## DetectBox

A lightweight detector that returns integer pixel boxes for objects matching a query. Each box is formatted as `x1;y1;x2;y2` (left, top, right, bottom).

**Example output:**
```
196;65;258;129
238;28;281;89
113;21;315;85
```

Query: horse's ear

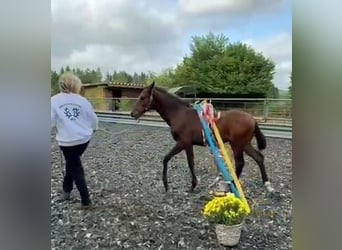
147;81;155;93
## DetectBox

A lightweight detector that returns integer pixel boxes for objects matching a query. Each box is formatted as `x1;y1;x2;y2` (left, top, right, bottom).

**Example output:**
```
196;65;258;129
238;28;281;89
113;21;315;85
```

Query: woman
51;72;98;209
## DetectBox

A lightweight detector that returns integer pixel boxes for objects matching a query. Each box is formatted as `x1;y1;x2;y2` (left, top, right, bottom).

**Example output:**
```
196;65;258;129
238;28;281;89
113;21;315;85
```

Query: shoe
56;191;71;201
80;201;92;210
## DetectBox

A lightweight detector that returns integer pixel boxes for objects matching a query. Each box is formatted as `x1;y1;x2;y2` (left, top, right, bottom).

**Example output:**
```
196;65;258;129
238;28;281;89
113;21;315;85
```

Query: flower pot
215;223;243;246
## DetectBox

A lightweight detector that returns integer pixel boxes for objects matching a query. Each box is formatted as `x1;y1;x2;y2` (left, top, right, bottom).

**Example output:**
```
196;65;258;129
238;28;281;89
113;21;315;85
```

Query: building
168;85;197;98
81;82;145;111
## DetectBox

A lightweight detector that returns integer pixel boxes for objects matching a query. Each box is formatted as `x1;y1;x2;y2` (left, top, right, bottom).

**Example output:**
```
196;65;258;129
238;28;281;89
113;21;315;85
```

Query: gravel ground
51;122;292;250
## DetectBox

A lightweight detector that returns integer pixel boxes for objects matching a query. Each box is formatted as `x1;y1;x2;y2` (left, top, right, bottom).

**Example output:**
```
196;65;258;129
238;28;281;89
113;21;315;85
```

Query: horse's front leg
162;142;184;192
185;145;197;192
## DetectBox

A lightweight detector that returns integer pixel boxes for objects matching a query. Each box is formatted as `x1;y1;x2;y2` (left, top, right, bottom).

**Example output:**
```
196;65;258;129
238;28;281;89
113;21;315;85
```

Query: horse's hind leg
230;145;245;191
163;142;184;192
231;146;245;178
244;143;274;192
185;145;197;192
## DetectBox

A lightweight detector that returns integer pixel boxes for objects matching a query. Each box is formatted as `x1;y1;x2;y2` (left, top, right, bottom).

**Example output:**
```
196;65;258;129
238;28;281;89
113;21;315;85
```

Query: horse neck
152;89;185;125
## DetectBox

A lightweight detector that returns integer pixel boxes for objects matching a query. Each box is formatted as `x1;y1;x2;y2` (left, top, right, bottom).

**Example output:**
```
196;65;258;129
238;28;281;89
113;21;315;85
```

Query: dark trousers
59;141;90;205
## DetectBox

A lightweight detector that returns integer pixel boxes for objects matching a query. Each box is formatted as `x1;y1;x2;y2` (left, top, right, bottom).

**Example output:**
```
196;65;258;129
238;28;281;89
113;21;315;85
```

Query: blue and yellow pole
193;103;239;198
194;100;250;214
211;123;251;214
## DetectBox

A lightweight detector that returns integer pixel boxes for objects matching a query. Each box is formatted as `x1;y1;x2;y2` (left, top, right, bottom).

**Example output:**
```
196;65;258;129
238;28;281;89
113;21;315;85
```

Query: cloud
244;33;292;90
52;0;182;59
178;0;284;16
51;0;186;75
53;43;184;75
51;0;291;89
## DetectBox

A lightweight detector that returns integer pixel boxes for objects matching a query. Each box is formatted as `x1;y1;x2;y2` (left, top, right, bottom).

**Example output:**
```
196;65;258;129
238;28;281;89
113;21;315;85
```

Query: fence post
263;99;269;122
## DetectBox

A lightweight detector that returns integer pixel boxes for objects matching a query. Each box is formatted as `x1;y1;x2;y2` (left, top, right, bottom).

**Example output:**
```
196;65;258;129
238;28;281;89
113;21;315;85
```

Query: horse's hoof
264;181;275;193
192;179;198;190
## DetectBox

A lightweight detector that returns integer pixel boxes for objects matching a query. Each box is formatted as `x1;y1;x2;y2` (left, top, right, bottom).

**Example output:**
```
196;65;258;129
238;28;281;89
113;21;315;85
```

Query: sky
51;0;292;90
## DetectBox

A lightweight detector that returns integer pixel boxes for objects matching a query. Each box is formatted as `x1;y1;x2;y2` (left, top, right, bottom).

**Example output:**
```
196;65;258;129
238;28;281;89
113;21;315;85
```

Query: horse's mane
154;86;191;107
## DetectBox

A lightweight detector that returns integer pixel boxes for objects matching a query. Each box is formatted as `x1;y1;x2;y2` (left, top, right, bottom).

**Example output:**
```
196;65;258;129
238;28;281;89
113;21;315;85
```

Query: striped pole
211;123;251;214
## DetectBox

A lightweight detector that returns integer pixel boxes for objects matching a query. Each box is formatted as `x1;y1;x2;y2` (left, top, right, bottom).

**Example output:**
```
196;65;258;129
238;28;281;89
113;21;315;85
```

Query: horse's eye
140;96;145;100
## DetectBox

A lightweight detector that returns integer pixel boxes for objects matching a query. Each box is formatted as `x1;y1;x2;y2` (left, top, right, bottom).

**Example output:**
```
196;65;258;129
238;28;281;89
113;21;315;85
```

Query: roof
168;85;196;95
82;82;146;89
82;83;107;88
108;81;146;88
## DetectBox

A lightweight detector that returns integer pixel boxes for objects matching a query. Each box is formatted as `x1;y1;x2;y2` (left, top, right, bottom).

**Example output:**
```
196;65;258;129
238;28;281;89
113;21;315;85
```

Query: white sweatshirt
51;92;98;146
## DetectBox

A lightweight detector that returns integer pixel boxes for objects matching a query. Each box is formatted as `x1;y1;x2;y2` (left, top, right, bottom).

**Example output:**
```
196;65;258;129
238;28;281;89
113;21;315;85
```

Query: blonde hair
58;72;82;94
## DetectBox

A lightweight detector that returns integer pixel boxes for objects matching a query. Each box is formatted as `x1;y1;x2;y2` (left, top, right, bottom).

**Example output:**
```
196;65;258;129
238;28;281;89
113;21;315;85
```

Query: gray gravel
51;122;292;250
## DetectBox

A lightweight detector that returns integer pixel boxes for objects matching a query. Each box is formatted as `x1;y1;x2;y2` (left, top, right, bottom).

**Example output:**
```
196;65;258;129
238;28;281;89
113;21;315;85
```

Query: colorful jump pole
211;123;250;214
193;101;250;214
193;103;239;198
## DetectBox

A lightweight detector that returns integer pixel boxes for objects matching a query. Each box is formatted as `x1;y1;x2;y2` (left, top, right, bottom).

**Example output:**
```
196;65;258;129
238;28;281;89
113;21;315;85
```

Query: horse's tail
254;122;266;150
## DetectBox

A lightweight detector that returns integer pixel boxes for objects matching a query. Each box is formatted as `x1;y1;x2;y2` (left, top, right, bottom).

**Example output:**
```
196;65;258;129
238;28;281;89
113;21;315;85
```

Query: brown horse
130;82;274;193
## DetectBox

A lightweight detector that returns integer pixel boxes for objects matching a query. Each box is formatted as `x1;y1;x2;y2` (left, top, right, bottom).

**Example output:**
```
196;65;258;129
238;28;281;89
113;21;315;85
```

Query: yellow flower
203;194;249;225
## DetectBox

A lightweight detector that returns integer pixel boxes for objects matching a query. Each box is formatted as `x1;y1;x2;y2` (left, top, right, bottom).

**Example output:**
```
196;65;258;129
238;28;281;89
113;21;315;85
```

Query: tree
173;32;276;97
105;72;112;82
95;67;102;82
174;32;228;91
51;70;60;96
132;72;139;83
153;68;177;88
111;70;133;82
76;67;102;83
140;72;148;84
267;85;279;98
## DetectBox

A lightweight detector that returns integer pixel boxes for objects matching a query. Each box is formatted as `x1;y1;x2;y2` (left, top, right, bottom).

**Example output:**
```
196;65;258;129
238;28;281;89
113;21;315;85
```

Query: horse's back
216;109;256;145
221;109;255;122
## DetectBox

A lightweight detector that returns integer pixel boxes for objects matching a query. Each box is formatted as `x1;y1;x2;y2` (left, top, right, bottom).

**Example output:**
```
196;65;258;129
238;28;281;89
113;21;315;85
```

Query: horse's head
130;81;155;119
